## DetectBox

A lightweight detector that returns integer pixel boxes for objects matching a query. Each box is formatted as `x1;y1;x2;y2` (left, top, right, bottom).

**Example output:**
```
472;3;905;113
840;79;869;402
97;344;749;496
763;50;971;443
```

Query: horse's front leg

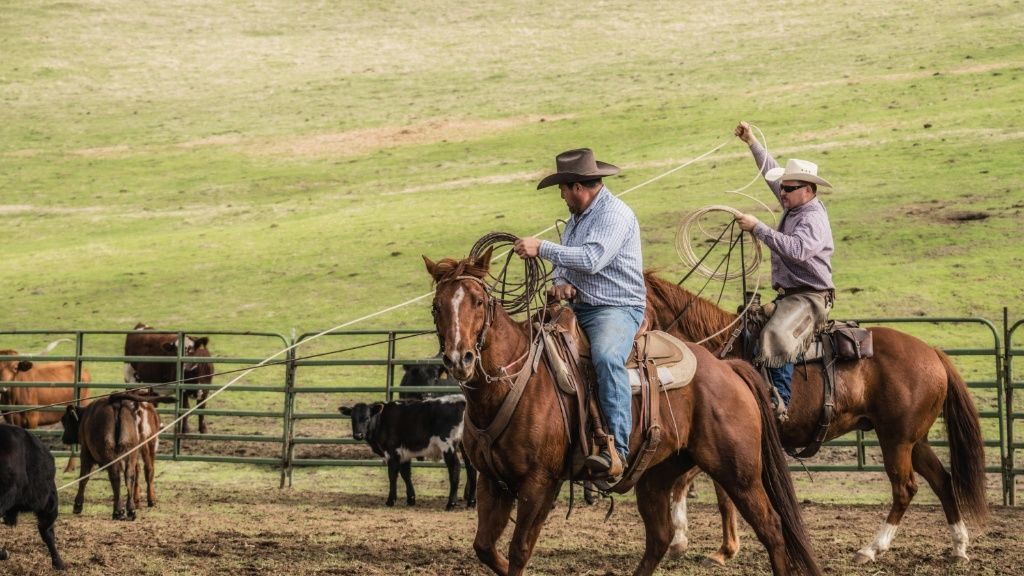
474;476;515;576
507;476;559;576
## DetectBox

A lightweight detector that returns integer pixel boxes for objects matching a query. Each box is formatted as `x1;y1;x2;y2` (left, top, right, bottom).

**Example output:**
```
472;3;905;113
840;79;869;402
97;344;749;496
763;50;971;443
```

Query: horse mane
643;271;738;349
429;257;489;285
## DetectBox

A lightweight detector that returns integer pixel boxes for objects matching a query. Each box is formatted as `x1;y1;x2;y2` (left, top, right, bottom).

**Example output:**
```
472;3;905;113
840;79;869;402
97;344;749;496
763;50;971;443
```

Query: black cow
397;356;449;399
339;395;475;511
0;424;65;569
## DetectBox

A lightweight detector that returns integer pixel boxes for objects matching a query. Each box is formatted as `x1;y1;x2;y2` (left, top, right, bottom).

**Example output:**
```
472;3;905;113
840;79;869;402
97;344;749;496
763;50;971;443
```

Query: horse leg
700;479;742;566
506;477;559;576
911;440;970;561
854;441;917;564
634;459;689;576
711;475;794;576
667;466;700;557
473;477;515;576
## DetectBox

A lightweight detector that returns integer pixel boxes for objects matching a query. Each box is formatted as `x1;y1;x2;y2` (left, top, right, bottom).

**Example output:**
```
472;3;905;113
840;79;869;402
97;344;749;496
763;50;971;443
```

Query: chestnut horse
424;251;821;576
644;272;989;565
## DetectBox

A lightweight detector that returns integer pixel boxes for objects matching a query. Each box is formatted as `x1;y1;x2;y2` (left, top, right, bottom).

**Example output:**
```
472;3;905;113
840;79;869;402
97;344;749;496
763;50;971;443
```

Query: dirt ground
2;472;1023;576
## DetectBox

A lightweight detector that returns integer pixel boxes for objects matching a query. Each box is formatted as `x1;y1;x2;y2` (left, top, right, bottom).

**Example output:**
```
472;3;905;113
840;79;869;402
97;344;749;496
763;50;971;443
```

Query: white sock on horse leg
949;521;970;560
856;523;898;561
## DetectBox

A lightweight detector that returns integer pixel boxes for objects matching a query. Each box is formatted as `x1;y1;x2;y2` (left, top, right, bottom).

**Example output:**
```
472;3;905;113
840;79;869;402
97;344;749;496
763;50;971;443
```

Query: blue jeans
573;303;645;462
767;363;793;407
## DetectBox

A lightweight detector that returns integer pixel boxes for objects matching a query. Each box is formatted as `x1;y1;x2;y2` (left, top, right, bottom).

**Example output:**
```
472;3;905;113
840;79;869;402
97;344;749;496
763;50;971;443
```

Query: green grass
2;0;1023;505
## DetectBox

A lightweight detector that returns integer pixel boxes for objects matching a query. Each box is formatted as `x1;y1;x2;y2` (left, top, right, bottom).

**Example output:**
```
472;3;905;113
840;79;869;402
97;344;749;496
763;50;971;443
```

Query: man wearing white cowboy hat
734;121;835;416
514;148;646;479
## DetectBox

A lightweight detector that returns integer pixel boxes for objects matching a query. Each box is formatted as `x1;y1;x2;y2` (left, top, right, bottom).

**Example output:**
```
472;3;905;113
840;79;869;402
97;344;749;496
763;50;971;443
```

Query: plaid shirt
538;187;646;308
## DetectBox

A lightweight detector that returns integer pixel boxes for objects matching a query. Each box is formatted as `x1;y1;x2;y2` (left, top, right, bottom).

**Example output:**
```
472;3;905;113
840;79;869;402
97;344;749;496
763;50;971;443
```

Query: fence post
1004;308;1015;506
280;340;297;489
386;331;397;402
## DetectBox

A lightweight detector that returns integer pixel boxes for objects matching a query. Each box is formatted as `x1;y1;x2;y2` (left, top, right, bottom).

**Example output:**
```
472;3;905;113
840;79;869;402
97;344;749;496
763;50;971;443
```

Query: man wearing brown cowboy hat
514;148;646;479
734;121;835;417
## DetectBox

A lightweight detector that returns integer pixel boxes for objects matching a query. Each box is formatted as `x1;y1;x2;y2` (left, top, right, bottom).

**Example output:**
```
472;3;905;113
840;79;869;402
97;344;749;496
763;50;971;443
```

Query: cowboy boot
585;436;624;479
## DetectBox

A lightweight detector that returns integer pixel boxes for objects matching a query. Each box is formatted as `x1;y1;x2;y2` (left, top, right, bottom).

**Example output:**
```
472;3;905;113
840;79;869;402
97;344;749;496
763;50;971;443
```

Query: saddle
538;306;696;493
731;294;874;457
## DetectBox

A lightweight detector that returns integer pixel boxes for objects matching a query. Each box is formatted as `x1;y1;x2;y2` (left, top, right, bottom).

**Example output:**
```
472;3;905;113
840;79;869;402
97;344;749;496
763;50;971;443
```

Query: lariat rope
51;139;737;493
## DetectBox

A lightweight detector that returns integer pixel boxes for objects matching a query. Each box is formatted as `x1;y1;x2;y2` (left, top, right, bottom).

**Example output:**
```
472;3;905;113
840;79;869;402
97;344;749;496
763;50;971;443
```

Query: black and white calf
0;424;65;569
397;356;449;399
339;395;476;511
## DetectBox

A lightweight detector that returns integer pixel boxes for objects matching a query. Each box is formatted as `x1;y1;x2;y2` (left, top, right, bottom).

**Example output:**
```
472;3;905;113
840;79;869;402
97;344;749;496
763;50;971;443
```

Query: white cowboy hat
764;158;832;188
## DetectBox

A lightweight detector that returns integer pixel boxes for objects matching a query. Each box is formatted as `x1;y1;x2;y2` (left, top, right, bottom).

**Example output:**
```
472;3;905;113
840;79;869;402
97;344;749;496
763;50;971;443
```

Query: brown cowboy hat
536;148;620;190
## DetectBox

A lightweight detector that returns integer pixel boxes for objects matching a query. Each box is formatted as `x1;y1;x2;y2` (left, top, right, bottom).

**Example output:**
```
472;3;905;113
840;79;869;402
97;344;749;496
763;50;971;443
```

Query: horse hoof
668;541;688;558
951;554;970;564
702;554;727;568
0;549;9;561
853;551;875;565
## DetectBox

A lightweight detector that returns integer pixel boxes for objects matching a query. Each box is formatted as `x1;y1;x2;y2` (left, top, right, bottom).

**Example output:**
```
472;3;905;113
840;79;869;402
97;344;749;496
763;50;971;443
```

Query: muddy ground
2;469;1022;576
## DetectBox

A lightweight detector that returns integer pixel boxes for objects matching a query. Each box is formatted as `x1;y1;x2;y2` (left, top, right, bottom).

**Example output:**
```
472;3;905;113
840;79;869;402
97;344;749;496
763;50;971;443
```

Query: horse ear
423;255;441;281
473;247;493;273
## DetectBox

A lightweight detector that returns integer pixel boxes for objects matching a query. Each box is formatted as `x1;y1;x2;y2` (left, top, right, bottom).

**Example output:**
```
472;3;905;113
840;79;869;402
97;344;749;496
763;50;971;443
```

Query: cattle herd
0;325;464;569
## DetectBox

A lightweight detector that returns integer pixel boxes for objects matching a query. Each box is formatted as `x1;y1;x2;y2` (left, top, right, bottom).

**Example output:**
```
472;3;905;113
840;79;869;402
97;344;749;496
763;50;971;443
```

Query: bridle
432;274;533;386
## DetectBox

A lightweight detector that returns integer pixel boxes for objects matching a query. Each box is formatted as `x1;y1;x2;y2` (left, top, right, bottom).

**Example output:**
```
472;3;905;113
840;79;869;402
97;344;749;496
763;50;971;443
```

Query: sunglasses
780;184;807;194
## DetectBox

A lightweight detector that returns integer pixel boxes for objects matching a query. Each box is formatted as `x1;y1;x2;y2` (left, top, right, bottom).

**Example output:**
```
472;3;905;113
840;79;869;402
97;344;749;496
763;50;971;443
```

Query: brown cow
123;323;214;433
60;392;174;520
0;350;91;428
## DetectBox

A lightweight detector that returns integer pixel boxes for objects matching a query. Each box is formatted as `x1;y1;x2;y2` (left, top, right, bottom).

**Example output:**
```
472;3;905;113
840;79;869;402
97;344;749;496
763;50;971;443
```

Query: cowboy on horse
733;121;835;417
514;148;646;479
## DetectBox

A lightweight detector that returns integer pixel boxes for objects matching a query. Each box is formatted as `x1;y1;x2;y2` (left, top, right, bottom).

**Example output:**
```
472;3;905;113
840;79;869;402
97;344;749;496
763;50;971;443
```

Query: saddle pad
628;331;697;395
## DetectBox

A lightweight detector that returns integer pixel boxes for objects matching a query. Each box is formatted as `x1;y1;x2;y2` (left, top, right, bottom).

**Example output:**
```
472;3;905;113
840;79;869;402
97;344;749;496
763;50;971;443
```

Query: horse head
422;247;494;381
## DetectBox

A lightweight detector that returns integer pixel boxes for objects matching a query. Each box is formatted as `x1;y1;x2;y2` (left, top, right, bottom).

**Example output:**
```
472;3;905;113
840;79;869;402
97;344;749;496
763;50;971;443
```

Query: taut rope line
56;329;432;492
54;140;731;492
1;331;433;420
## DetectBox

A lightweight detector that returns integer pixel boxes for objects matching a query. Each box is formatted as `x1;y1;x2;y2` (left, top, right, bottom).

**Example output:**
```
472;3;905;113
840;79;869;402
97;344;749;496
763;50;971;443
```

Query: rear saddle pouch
826;321;874;361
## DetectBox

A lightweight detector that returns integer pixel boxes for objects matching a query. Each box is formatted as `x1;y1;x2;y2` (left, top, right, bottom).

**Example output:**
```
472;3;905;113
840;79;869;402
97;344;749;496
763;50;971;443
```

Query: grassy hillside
2;0;1021;341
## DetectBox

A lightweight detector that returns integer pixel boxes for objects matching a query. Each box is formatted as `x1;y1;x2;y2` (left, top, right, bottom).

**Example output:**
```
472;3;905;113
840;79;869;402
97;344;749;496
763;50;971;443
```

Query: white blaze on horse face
949;521;969;560
448;286;466;360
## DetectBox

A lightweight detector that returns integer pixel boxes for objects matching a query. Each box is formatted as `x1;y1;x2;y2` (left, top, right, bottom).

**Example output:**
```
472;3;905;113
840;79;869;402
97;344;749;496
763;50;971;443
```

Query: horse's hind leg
698;479;741;566
635;459;688;576
473;477;515;575
714;476;792;576
911;439;970;561
854;440;917;564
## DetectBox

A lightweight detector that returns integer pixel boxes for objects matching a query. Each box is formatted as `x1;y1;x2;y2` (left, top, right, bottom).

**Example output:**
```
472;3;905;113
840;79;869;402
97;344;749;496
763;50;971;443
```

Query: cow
0;350;92;429
60;391;174;520
0;423;65;570
339;395;476;511
123;323;213;433
397;356;449;399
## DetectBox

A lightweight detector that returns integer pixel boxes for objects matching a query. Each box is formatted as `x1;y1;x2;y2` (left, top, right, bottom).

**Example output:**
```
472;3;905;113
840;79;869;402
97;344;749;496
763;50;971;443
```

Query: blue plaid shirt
538;187;646;308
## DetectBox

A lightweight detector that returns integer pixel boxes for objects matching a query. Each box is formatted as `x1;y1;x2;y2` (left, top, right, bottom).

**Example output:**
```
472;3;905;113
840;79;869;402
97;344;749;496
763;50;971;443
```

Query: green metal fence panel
1005;311;1024;506
1;319;1014;504
0;329;290;467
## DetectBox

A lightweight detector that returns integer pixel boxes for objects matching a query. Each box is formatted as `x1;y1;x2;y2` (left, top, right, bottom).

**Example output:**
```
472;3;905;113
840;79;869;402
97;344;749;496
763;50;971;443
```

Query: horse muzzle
442;350;476;381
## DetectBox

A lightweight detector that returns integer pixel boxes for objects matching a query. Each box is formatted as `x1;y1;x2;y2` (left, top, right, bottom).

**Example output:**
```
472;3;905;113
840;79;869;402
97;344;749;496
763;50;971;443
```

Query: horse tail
936;349;990;526
727;359;822;576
